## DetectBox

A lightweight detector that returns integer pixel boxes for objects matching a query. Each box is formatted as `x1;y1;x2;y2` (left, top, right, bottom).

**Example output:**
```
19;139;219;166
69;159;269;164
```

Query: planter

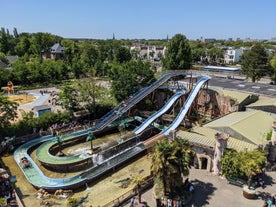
242;186;256;199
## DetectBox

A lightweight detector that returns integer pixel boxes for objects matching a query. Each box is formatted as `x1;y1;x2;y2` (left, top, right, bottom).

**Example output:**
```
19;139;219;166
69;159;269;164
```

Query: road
208;75;276;97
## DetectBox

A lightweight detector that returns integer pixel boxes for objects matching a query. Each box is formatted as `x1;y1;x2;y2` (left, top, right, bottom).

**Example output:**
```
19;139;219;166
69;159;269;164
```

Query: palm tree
131;175;146;204
167;139;193;191
151;139;170;195
56;135;64;156
151;138;193;197
86;131;96;152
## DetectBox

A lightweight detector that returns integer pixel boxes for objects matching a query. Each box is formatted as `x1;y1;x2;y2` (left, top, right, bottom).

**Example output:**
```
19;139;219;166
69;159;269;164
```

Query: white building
224;48;242;64
223;47;251;64
130;45;166;60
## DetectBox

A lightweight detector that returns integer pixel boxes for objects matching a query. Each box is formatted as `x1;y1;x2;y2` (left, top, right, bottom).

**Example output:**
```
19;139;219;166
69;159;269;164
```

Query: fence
103;176;154;207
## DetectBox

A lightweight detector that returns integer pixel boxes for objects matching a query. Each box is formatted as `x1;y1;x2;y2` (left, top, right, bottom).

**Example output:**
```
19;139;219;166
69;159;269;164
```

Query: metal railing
102;176;154;207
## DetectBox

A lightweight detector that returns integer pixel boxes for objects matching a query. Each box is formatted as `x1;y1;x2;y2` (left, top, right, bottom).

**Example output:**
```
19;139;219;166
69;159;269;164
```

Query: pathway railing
102;176;154;207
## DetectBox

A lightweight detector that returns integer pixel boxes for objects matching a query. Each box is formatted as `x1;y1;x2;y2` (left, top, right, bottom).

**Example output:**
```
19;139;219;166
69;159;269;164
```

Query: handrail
134;89;186;134
91;71;191;131
162;75;211;135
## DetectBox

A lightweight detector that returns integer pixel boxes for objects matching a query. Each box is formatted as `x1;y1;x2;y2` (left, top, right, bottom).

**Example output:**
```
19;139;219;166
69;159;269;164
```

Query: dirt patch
8;94;37;105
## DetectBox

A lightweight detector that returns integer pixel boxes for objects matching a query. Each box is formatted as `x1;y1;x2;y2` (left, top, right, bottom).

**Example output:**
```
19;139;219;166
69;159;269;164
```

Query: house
130;44;166;60
223;48;242;64
0;55;18;69
42;43;65;60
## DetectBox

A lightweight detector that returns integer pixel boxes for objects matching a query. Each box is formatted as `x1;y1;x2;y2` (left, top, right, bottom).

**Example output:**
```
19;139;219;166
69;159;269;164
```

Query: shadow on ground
256;173;276;201
190;179;217;207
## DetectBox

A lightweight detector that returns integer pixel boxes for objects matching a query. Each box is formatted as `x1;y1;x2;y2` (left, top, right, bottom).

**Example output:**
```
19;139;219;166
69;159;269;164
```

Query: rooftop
204;110;275;145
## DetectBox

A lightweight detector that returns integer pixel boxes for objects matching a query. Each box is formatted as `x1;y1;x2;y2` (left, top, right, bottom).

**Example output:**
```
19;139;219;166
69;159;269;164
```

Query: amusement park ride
13;72;211;191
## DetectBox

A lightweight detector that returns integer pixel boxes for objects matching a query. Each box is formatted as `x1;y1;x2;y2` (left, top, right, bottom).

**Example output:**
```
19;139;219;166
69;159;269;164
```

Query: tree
221;149;266;189
86;131;96;152
56;135;64;155
131;176;146;203
241;44;269;82
162;34;192;70
15;35;31;56
269;54;276;84
58;85;80;114
109;60;155;101
0;94;19;129
0;52;8;65
115;46;131;63
151;138;193;196
79;41;99;73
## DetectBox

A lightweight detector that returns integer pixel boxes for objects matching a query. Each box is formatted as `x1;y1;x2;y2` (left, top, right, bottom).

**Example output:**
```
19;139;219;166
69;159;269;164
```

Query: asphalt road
208;76;276;97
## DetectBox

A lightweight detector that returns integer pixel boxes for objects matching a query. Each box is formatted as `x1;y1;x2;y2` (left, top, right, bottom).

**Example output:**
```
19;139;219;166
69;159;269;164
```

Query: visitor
189;184;194;193
167;198;172;207
268;197;273;207
272;194;276;206
130;197;135;207
5;193;11;205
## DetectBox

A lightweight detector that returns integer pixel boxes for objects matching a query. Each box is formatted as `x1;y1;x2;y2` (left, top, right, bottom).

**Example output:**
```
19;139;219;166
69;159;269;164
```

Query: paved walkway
135;168;276;207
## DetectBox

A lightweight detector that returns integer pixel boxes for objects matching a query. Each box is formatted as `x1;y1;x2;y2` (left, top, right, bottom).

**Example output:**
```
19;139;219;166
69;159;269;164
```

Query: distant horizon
1;0;276;40
2;28;275;41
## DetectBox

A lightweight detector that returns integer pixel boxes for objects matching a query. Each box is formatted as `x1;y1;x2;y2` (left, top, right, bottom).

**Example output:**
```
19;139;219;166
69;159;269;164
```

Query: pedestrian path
133;168;276;207
18;93;49;109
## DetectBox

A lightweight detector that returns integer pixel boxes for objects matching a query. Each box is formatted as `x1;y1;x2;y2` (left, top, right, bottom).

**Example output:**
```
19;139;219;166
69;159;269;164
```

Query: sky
1;0;276;40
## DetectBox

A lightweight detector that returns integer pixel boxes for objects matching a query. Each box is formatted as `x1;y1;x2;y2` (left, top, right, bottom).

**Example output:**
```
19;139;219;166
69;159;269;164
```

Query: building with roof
0;55;18;69
223;48;242;64
174;110;275;172
205;110;274;145
130;44;166;60
246;97;276;115
42;43;65;60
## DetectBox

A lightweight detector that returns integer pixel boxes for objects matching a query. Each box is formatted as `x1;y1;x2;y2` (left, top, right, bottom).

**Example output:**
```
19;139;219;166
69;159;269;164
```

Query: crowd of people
0;176;16;206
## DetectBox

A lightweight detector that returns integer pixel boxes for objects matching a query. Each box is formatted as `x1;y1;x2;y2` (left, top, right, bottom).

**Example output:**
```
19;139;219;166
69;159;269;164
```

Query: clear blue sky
1;0;276;40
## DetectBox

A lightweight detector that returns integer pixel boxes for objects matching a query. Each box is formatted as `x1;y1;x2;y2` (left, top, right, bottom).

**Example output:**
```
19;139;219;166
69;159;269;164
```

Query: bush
0;111;72;137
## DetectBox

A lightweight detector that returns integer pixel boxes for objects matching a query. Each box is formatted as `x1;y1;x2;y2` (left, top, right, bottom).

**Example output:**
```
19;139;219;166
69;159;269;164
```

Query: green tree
241;44;269;82
109;60;155;101
58;85;80;114
0;68;11;88
162;34;192;70
15;34;31;56
115;46;131;63
80;41;99;74
26;32;59;56
0;52;8;65
151;138;193;196
221;149;266;188
0;94;19;128
131;176;146;203
269;54;276;84
76;76;102;119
